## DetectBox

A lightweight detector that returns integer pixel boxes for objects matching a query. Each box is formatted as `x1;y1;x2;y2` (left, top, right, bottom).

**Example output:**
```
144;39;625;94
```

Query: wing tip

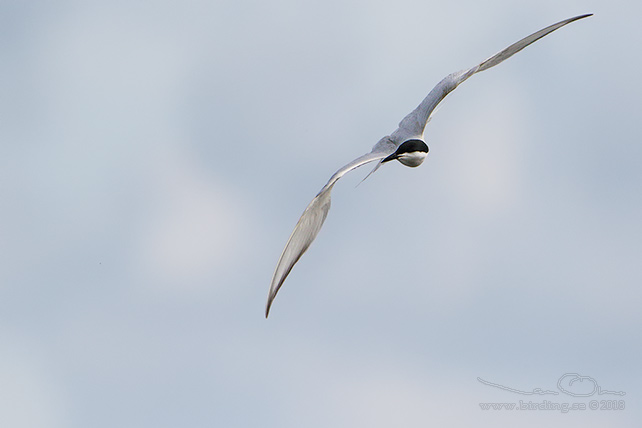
571;13;593;23
265;283;279;318
265;298;273;318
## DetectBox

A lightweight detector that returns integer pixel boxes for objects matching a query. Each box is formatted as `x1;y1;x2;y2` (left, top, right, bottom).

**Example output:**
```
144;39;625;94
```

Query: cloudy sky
1;0;640;427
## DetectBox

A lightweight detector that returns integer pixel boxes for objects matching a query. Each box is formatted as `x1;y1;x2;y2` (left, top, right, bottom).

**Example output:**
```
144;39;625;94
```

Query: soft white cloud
134;146;249;293
0;334;68;428
443;82;528;215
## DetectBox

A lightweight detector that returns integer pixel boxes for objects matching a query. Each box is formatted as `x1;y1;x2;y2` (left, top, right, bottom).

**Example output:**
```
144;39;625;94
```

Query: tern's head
382;139;429;167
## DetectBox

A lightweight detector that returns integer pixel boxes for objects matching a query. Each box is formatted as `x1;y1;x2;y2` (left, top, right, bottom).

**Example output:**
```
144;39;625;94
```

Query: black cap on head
382;139;429;163
397;139;429;155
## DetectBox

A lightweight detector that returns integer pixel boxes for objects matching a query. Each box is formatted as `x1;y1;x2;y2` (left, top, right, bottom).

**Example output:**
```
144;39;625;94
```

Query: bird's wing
391;14;592;142
266;150;389;317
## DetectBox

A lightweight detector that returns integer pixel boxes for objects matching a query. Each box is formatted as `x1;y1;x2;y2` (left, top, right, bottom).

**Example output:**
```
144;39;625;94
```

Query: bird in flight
266;14;592;318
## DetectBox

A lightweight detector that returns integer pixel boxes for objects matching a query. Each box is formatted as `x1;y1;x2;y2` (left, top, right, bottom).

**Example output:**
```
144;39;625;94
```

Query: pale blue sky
1;1;640;427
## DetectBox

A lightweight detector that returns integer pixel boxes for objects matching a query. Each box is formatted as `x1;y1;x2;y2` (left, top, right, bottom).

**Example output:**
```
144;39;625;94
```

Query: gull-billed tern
266;14;592;318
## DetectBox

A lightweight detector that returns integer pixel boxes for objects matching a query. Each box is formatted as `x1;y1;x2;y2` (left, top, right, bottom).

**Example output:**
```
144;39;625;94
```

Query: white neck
397;151;427;167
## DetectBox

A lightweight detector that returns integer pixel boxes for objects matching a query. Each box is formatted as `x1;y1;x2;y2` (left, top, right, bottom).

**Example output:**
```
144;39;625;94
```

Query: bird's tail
356;160;383;187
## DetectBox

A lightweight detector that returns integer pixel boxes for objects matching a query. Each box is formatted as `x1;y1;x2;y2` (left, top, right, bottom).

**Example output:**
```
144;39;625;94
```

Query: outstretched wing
266;150;389;317
391;14;592;142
